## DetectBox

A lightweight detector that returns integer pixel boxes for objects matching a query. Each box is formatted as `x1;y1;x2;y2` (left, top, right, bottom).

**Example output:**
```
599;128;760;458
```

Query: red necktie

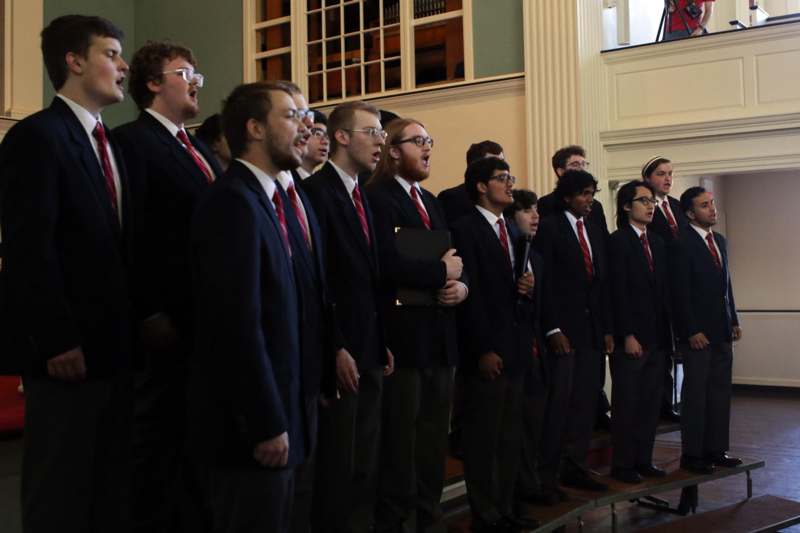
91;122;119;219
177;129;214;184
497;218;511;268
662;200;678;237
272;189;292;257
640;232;654;273
287;183;311;249
410;185;431;230
351;185;371;246
705;232;722;270
576;219;594;280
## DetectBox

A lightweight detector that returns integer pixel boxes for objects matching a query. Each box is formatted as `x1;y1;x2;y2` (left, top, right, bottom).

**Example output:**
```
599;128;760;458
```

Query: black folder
394;227;451;306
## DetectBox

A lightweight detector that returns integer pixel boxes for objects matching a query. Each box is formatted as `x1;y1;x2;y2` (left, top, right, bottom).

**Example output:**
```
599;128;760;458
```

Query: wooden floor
0;387;799;532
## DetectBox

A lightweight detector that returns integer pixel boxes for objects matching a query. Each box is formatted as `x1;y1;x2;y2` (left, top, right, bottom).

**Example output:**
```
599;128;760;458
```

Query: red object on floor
0;376;25;435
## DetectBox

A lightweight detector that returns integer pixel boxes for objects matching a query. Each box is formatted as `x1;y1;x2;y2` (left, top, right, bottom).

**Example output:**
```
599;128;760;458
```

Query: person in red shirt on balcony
665;0;715;41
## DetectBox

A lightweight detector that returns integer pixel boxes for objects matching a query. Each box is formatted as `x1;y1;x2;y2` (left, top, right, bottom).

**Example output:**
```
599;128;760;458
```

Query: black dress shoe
636;464;667;478
560;469;609;491
611;467;643;484
660;408;681;422
680;456;715;475
506;514;541;530
707;453;743;468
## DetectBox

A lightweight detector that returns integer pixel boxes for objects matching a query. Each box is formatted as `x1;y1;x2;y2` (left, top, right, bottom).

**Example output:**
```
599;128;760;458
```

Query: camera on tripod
684;1;702;20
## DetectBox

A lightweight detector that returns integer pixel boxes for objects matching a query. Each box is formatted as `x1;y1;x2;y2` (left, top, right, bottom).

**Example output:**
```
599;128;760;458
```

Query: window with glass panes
246;0;470;104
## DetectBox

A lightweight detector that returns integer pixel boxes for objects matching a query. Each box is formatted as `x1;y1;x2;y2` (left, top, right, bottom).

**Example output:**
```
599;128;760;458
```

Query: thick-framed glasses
345;127;388;140
287;108;315;122
394;136;434;148
162;68;204;87
566;160;590;170
310;127;329;140
491;173;516;185
632;196;656;207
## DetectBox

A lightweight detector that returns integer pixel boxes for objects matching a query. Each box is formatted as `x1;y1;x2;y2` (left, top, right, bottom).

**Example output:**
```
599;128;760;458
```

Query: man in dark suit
273;81;335;533
188;82;308;532
114;40;221;533
453;157;540;532
293;110;328;181
641;156;688;422
301;100;394;533
437;140;504;228
608;181;672;484
0;15;133;533
367;118;467;533
671;186;742;475
537;170;614;495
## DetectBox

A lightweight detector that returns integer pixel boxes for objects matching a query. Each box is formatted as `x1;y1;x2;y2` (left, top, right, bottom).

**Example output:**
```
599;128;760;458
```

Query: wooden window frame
243;0;475;104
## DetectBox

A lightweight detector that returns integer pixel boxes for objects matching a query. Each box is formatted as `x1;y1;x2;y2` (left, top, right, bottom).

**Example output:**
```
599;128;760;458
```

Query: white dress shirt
146;108;215;180
295;166;311;180
475;205;515;269
329;160;360;205
690;223;722;263
394;176;429;217
237;158;277;210
564;210;593;260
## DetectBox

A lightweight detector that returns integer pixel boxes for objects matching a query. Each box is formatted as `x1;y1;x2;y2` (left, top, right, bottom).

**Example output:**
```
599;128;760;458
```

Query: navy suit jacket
453;208;538;377
114;111;222;333
301;162;386;370
670;226;739;344
189;160;304;468
437;183;473;229
366;177;462;369
608;226;671;350
648;195;688;244
538;211;612;352
0;97;133;377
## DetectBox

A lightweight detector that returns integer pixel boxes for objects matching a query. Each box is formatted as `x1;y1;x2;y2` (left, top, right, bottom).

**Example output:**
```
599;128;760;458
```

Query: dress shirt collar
564;209;584;229
630;223;646;238
57;94;102;136
296;166;311;180
475;204;506;228
145;108;183;138
237;158;276;202
690;222;714;241
329;160;359;196
276;170;296;192
656;193;669;203
394;175;423;197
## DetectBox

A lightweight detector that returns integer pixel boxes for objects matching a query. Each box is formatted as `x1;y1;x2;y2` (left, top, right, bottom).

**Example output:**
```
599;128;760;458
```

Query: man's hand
688;332;710;351
140;313;180;352
335;348;359;394
437;280;467;306
441;248;463;280
253;431;289;467
516;271;534;296
478;352;503;381
604;334;615;355
732;326;743;342
691;27;704;37
624;335;643;358
47;346;87;382
547;332;572;355
384;348;395;376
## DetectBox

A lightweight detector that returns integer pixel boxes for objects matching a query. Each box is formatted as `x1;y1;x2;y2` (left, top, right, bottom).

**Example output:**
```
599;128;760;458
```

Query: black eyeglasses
491;173;516;185
393;136;434;148
631;196;656;207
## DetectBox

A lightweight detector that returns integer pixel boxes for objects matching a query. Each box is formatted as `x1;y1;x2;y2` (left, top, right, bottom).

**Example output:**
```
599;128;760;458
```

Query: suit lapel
141;112;209;188
474;210;514;283
557;212;588;279
625;225;654;284
323;163;374;262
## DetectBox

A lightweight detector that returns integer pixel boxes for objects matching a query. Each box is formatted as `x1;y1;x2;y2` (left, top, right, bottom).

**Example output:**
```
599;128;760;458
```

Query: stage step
639;494;800;533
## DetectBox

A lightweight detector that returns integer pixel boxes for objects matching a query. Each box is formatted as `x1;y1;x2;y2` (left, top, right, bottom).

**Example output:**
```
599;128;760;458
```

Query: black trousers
313;366;383;533
205;464;295;533
132;344;207;533
291;395;319;533
609;348;665;469
680;342;733;458
375;365;453;533
22;374;133;533
516;363;547;496
462;373;524;524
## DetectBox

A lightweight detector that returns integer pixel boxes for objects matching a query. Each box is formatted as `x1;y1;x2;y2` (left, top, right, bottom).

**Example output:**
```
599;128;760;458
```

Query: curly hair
128;40;196;110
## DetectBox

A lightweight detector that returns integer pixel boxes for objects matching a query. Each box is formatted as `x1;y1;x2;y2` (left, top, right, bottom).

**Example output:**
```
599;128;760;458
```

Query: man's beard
268;135;302;171
398;155;429;182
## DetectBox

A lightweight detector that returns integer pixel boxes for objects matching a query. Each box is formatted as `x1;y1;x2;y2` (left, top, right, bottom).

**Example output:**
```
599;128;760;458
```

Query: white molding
313;74;524;111
733;377;800;388
3;0;43;118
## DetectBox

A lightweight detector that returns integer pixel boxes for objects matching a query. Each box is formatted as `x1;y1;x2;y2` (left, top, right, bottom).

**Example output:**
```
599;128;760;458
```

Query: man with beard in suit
367;118;467;533
114;40;222;533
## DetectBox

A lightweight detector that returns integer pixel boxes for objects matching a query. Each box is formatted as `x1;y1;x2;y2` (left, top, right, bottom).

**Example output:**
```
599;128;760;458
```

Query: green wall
44;0;243;127
43;0;137;126
134;0;243;125
472;0;524;78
